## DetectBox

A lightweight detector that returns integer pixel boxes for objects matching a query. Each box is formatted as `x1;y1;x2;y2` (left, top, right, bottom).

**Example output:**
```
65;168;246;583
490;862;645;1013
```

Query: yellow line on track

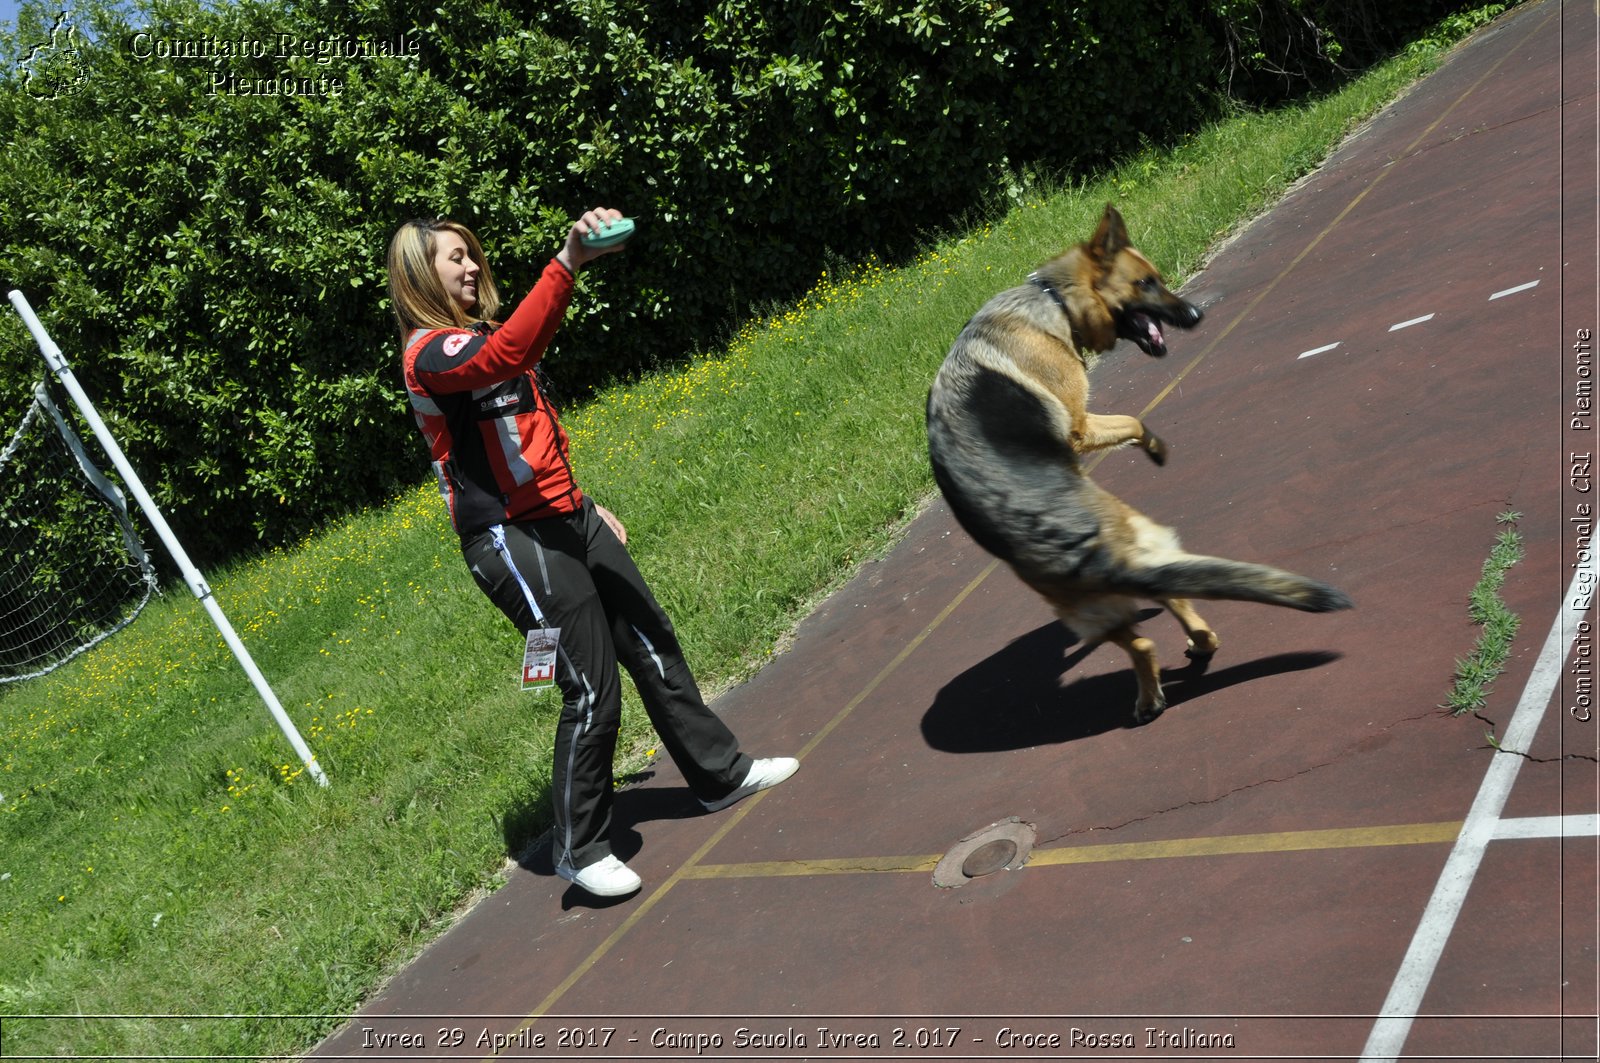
683;822;1465;881
1027;821;1464;867
687;853;944;879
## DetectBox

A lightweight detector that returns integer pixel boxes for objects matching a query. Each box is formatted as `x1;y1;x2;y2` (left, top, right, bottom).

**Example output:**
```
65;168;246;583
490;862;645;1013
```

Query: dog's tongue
1148;319;1165;346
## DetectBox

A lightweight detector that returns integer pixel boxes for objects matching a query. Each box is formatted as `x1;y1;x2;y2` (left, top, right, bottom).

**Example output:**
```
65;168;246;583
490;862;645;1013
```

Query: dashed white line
1489;279;1540;300
1297;342;1341;360
1294;274;1543;361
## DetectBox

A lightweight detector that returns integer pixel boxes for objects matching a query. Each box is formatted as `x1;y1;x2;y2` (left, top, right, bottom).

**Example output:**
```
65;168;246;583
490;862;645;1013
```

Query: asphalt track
313;3;1599;1059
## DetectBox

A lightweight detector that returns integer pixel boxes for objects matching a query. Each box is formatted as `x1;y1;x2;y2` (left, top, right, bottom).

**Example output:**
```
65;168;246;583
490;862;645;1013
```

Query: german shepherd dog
926;205;1351;723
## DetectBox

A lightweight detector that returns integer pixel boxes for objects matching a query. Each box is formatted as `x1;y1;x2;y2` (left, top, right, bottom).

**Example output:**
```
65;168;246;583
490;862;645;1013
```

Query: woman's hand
595;503;627;545
557;207;627;272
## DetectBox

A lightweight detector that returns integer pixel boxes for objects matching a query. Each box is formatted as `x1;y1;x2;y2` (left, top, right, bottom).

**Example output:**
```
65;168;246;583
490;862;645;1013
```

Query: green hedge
0;0;1464;563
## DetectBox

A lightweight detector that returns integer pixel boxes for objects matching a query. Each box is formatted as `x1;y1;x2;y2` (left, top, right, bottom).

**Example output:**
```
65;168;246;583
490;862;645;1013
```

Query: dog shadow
921;619;1341;754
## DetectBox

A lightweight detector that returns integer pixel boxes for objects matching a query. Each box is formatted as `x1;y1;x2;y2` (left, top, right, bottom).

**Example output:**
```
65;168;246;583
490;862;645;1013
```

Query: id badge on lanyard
521;628;560;692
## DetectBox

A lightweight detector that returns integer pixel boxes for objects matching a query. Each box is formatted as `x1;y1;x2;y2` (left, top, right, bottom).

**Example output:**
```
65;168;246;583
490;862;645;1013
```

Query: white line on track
1389;313;1436;332
1360;566;1594;1062
1493;814;1600;840
1489;279;1540;300
1298;341;1341;360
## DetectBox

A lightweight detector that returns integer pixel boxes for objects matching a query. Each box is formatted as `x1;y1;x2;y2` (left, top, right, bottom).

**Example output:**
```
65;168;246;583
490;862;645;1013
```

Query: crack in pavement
1471;710;1600;764
1039;708;1455;847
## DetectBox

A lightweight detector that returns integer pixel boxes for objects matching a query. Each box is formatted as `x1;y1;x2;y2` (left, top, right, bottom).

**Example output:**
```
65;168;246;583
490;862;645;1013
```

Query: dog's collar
1028;272;1072;317
1029;271;1092;355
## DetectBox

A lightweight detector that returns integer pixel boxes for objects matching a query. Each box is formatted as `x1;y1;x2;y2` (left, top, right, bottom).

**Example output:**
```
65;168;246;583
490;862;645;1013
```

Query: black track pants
461;500;750;873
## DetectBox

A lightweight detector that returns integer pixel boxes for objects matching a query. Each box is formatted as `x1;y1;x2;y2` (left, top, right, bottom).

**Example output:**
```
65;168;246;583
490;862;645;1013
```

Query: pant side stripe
631;625;668;681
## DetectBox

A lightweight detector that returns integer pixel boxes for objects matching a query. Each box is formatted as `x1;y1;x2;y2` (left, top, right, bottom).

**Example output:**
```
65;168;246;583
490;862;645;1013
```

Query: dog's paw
1132;695;1168;725
1142;431;1168;466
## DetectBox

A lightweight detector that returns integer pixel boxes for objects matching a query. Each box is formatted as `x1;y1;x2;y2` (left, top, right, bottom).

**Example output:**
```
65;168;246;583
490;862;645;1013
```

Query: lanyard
488;524;549;627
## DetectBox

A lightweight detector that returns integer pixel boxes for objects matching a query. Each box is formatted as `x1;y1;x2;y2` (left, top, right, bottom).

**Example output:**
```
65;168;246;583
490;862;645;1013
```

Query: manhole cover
961;839;1019;878
932;818;1035;888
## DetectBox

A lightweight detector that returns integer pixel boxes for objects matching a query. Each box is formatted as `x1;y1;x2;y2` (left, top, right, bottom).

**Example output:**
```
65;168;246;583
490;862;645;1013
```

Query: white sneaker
701;757;799;812
556;854;641;897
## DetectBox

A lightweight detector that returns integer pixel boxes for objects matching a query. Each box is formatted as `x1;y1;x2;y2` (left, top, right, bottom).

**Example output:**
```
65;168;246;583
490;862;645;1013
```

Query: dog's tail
1113;555;1353;612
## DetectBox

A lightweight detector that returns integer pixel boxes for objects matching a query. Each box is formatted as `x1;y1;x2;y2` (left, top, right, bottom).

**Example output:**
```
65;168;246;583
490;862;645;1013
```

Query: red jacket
403;257;582;535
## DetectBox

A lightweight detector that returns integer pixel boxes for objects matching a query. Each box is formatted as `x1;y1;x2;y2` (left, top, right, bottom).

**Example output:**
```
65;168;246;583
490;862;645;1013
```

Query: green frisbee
581;217;634;249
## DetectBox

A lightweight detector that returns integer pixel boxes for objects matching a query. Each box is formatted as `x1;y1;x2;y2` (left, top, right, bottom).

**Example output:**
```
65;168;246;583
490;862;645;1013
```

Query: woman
387;210;797;898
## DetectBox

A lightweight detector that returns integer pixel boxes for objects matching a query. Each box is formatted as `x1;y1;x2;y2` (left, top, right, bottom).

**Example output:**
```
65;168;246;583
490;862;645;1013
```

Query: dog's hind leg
1072;413;1167;465
1106;625;1166;723
1162;598;1220;662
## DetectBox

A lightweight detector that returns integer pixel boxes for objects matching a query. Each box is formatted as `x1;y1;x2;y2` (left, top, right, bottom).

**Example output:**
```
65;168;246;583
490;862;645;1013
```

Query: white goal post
7;289;328;788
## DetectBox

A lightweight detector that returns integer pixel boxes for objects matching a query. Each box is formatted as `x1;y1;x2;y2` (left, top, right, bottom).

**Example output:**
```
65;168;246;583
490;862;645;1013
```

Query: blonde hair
386;218;502;338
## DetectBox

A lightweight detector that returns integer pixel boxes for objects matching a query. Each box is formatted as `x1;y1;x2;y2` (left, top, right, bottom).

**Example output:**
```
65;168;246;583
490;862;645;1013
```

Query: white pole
7;289;329;787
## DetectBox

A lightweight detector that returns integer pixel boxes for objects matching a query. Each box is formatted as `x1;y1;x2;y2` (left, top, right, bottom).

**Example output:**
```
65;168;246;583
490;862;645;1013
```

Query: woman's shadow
921;616;1341;753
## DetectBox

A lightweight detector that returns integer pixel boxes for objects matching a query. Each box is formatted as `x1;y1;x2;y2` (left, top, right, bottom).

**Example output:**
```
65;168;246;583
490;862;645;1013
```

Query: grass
1444;510;1526;718
0;17;1501;1060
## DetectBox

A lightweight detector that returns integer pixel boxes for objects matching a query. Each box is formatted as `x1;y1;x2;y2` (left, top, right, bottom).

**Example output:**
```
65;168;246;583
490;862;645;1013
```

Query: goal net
0;381;159;683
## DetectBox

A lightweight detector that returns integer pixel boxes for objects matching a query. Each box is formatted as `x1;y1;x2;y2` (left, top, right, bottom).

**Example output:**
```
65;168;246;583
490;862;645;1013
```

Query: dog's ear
1088;204;1130;263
